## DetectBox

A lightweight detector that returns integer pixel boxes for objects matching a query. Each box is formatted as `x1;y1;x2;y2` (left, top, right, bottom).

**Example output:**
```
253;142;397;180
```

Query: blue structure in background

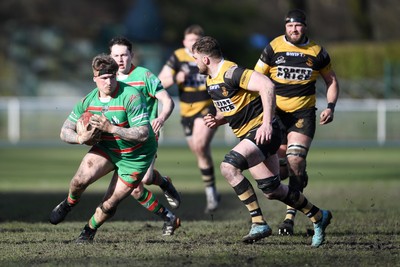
249;33;269;49
123;0;163;42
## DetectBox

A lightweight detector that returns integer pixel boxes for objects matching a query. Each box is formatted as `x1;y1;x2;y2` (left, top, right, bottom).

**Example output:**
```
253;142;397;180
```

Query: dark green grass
0;145;399;266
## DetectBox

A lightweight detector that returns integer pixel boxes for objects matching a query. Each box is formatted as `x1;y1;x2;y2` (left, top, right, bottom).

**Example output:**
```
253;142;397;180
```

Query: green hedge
326;41;400;79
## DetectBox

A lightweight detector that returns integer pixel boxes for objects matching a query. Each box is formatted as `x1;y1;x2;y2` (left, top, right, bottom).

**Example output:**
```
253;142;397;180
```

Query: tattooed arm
111;125;149;143
60;119;100;145
90;114;149;143
60;119;81;144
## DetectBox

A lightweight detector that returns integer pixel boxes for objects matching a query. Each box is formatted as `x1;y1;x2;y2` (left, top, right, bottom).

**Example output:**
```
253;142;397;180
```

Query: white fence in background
0;97;399;146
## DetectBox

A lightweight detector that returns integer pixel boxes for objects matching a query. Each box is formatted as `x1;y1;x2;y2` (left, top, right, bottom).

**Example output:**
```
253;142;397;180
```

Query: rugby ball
76;111;94;134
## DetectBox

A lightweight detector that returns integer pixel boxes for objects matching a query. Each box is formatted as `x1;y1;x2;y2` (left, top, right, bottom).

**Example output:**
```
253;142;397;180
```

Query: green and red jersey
68;81;157;160
117;65;164;122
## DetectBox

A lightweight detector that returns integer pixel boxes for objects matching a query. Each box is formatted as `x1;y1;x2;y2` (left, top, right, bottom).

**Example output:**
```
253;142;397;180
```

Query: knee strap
223;150;249;171
256;175;281;194
286;144;308;159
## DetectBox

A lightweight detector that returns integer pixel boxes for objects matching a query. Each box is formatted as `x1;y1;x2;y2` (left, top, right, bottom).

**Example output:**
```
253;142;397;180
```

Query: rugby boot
311;210;332;247
278;219;294;236
162;214;181;236
204;186;220;213
76;224;97;244
242;223;272;244
49;199;71;225
161;176;181;209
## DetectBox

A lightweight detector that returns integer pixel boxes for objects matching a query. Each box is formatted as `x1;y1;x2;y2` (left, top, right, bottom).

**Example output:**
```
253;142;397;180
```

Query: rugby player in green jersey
193;36;332;247
49;54;180;242
108;36;181;211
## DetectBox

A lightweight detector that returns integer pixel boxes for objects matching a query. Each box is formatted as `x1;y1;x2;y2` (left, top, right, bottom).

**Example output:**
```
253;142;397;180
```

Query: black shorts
275;107;316;145
240;119;282;158
181;104;216;137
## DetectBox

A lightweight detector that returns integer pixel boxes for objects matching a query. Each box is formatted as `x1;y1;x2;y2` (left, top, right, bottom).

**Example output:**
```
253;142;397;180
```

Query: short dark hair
92;53;119;76
192;36;223;59
108;36;133;53
285;9;307;26
184;24;204;37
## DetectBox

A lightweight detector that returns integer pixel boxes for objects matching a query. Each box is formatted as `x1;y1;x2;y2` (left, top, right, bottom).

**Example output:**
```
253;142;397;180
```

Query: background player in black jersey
193;36;332;247
158;25;220;213
254;9;339;236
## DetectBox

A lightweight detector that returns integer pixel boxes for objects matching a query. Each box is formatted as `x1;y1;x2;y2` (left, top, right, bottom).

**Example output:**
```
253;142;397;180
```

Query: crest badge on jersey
221;86;228;97
102;106;109;114
306;58;314;67
295;118;304;129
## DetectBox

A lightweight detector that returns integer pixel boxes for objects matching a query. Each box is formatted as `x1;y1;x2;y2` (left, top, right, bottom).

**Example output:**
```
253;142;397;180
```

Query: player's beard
197;64;208;75
285;32;306;45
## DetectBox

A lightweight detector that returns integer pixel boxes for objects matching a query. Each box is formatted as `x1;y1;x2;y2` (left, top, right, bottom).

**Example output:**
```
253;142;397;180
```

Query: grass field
0;145;399;266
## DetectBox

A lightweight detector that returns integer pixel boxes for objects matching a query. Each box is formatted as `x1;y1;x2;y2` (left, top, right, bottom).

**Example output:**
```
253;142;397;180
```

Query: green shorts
90;141;157;188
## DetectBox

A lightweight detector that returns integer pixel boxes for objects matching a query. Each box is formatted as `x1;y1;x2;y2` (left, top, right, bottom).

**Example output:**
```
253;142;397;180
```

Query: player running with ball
49;54;180;242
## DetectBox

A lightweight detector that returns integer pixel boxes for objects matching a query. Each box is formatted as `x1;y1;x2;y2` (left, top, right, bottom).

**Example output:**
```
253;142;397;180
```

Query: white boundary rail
0;97;399;146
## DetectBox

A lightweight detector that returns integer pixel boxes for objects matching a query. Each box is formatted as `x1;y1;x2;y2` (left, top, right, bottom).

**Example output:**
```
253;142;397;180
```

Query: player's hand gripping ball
76;111;102;145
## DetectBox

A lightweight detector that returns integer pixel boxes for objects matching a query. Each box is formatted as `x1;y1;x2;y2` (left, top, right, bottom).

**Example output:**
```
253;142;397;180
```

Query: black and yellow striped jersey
166;48;213;117
254;35;332;113
206;60;264;138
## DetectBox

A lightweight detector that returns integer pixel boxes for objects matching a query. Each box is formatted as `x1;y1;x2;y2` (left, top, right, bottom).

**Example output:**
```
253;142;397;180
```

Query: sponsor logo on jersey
130;113;149;123
185;73;206;87
275;56;286;65
277;66;312;81
111;115;120;125
131;103;146;113
209;84;220;90
213;99;235;112
286;52;305;57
